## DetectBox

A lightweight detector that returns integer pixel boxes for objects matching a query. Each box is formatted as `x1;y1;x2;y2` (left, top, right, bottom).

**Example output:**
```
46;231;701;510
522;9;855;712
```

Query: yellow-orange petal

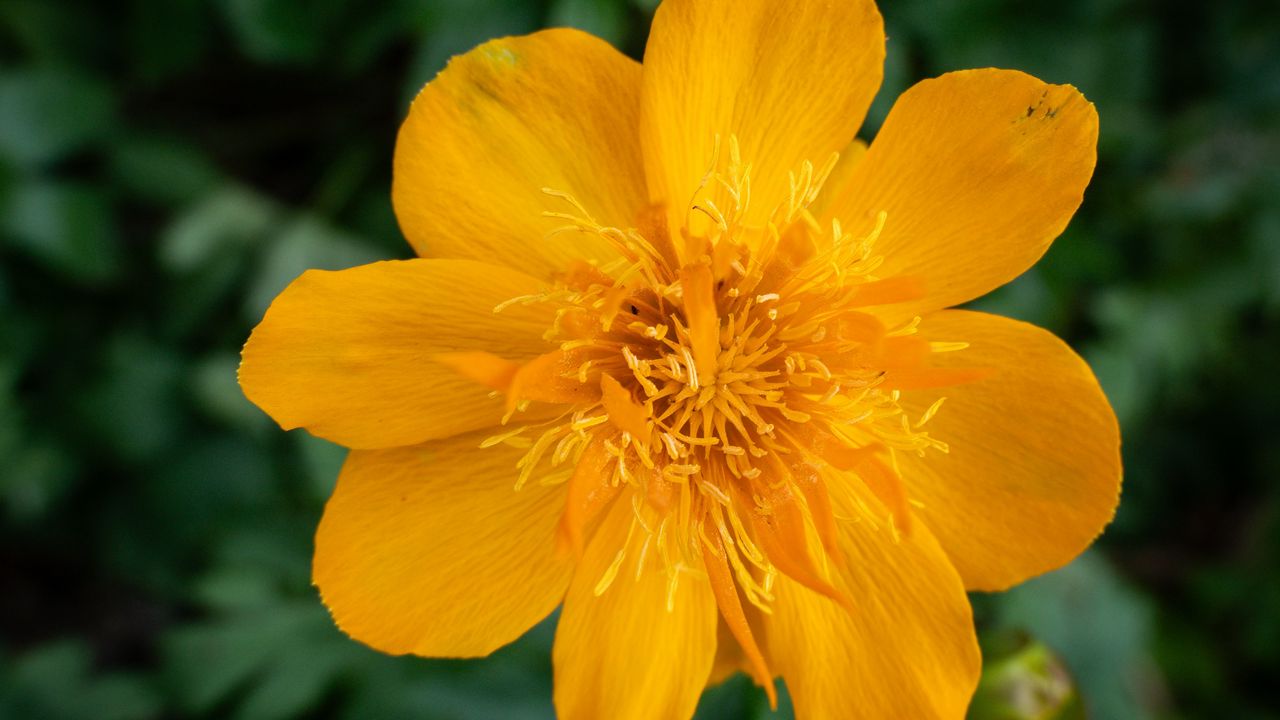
702;533;776;708
810;138;868;218
707;618;749;687
744;476;852;614
679;262;720;381
848;447;914;536
505;348;601;413
553;499;717;720
766;482;980;718
849;276;927;307
393;29;646;277
640;0;884;233
823;69;1099;315
880;366;996;391
897;309;1122;591
434;351;520;391
239;259;556;449
787;460;842;564
557;437;622;557
600;373;651;442
312;430;573;657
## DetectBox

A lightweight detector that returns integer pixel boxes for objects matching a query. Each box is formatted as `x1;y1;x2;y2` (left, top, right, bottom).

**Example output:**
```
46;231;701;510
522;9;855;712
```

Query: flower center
448;137;984;623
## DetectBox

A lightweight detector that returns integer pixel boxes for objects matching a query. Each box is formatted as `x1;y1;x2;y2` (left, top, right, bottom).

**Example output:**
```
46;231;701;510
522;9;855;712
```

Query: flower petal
553;498;717;720
824;69;1099;314
313;430;573;657
897;309;1122;591
393;29;647;277
640;0;884;232
767;483;980;718
239;258;555;449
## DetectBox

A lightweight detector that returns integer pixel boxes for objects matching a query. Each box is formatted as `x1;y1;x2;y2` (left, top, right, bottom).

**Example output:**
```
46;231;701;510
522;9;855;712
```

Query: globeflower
239;0;1121;717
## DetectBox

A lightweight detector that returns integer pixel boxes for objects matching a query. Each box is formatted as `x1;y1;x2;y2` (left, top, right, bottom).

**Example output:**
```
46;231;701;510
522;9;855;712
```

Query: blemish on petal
482;45;518;66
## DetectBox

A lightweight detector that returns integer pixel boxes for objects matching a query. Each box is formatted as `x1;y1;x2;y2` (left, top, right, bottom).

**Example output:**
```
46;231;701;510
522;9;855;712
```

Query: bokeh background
1;0;1277;717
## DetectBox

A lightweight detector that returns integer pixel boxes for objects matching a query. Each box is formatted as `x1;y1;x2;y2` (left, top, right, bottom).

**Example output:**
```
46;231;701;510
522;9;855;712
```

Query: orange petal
849;449;913;536
849;276;926;307
783;430;906;538
743;475;852;613
879;335;931;368
561;259;615;291
795;426;865;472
641;0;885;234
600;373;650;442
434;351;520;391
553;500;717;720
599;284;632;332
823;69;1098;316
896;310;1121;591
239;259;555;449
773;219;820;272
557;437;621;557
313;430;572;657
880;366;995;391
394;29;645;276
787;461;843;562
679;262;720;383
835;311;887;348
702;533;777;709
506;348;601;413
708;618;749;687
766;484;980;718
809;138;868;218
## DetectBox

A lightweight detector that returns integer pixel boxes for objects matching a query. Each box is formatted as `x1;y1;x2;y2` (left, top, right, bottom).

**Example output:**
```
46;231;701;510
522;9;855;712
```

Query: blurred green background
1;0;1277;718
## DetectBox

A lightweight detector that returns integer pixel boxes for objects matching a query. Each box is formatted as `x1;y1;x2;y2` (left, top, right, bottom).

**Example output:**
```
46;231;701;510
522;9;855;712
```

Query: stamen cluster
486;137;959;618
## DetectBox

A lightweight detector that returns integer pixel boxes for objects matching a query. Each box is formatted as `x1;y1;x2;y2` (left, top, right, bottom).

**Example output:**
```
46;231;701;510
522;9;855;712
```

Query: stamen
918;397;947;426
594;525;633;596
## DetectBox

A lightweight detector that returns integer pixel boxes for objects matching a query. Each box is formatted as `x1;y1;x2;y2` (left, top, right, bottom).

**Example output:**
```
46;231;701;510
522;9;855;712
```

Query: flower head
239;1;1121;717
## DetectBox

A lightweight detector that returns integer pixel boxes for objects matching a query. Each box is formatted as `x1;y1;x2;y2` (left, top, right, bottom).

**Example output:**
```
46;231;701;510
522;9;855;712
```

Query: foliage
1;0;1277;718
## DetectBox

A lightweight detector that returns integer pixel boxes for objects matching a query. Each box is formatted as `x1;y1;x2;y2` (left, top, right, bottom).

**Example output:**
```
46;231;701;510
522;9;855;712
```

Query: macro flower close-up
237;0;1123;717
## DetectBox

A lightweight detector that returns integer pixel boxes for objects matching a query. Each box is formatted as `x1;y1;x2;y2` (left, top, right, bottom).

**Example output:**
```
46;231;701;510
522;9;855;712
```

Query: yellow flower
239;0;1121;717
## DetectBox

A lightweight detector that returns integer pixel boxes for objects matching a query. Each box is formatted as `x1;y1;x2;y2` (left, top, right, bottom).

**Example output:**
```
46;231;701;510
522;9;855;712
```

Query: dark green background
1;0;1277;718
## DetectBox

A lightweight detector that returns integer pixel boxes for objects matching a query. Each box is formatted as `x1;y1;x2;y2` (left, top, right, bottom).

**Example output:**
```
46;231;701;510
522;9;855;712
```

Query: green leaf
223;0;345;64
163;603;331;714
234;636;353;720
0;180;121;286
1251;206;1280;313
110;134;221;207
0;434;77;523
160;184;278;274
142;435;274;553
79;334;185;464
192;565;286;613
548;0;628;45
2;640;160;720
0;68;116;168
125;0;210;83
207;524;315;593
